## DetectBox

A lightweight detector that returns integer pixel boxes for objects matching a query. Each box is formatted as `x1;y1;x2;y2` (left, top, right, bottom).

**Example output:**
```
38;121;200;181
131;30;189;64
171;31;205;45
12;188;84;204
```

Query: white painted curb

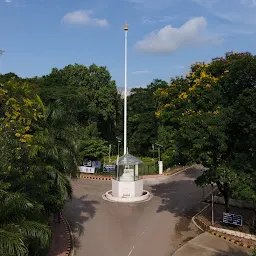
191;204;210;232
165;164;198;178
103;190;152;203
210;226;256;241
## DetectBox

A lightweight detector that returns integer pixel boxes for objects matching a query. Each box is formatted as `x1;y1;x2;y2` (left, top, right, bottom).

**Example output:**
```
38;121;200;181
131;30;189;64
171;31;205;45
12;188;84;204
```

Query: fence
93;163;159;176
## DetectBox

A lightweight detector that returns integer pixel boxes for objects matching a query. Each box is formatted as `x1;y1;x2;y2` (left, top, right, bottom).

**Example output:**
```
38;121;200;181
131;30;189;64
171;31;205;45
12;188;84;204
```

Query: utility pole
211;183;214;225
108;144;112;163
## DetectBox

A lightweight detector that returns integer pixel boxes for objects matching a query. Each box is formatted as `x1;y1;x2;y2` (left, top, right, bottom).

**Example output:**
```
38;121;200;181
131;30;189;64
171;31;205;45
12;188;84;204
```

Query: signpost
79;166;95;174
103;165;116;173
223;212;243;226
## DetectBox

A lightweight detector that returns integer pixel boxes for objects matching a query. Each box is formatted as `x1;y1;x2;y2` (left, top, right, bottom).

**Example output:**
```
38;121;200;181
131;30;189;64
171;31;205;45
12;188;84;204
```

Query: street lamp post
155;143;163;174
155;143;163;161
211;183;214;225
108;144;112;163
116;137;122;157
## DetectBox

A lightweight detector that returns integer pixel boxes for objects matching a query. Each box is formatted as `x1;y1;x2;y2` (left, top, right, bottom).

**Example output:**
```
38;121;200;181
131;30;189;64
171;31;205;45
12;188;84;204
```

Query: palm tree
27;100;79;214
0;186;51;256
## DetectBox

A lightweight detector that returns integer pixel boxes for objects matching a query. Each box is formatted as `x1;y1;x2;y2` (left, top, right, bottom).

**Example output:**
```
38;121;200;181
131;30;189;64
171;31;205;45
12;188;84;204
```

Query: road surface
64;166;251;256
172;232;251;256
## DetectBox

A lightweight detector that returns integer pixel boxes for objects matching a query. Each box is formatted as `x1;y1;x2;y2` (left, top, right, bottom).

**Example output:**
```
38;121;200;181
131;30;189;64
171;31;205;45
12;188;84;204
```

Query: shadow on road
64;194;99;249
150;167;206;239
150;167;203;217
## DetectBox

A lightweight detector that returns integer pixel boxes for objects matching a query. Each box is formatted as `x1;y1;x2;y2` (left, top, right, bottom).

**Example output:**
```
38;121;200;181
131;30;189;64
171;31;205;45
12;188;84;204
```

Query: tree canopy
1;51;256;254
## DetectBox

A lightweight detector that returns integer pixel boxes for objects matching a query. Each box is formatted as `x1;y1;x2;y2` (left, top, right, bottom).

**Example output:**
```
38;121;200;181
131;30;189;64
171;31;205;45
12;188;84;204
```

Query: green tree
37;63;120;142
0;188;51;256
155;52;256;211
127;79;168;156
0;79;78;254
78;123;109;162
0;80;51;255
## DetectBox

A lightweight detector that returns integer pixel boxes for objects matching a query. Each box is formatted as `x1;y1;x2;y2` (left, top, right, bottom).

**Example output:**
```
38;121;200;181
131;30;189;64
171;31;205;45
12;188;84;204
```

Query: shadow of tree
150;167;205;218
64;194;99;249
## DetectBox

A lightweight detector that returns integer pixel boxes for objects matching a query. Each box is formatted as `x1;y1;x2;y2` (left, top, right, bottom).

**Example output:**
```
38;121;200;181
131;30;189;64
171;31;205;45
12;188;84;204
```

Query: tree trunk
216;180;230;213
223;192;229;213
253;208;256;228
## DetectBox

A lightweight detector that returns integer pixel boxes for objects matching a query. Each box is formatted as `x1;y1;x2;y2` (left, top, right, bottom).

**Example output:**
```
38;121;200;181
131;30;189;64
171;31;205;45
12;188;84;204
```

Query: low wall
213;196;255;210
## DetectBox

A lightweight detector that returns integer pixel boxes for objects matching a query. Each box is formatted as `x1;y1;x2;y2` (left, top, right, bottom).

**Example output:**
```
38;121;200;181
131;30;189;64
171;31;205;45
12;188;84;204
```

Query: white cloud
241;0;256;7
132;70;151;75
62;10;109;27
192;0;256;25
4;0;12;3
135;17;220;55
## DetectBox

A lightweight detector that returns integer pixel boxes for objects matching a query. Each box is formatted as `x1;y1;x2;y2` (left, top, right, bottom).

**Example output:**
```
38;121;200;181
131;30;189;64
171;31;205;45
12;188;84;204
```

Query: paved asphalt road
64;167;251;256
172;232;251;256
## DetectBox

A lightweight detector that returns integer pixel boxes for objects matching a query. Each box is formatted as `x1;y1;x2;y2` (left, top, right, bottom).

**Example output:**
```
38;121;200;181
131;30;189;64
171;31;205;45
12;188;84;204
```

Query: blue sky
0;0;256;88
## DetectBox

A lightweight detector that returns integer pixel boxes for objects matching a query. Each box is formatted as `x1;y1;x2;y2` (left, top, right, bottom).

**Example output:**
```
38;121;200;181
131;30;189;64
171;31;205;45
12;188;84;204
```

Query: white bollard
158;161;163;175
135;164;139;177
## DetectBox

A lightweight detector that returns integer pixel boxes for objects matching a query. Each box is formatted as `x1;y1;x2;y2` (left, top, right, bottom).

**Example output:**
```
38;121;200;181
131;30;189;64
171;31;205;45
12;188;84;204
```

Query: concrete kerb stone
79;165;197;181
209;231;255;250
192;204;210;232
80;173;112;181
191;205;255;250
60;213;74;256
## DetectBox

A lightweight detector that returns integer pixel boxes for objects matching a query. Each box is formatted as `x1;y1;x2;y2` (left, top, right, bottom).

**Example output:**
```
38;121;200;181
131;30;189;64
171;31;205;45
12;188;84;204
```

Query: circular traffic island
102;190;152;203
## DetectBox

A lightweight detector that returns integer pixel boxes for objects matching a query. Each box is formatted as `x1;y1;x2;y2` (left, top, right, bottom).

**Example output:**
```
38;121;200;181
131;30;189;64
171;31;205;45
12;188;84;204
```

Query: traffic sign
223;212;242;226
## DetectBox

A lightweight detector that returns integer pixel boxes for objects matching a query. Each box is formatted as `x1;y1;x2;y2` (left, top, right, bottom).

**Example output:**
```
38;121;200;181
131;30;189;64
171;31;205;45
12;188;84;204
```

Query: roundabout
102;189;152;203
65;166;205;256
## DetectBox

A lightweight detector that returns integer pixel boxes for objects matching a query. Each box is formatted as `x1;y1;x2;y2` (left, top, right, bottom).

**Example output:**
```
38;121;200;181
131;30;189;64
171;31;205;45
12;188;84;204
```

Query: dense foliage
155;52;256;212
1;51;256;254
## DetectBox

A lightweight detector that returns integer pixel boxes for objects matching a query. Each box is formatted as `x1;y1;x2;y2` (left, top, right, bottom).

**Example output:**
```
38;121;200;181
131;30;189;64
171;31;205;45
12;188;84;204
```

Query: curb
79;165;196;181
192;204;210;232
60;213;74;256
80;174;112;181
162;168;184;176
163;165;195;177
209;231;255;250
191;207;256;250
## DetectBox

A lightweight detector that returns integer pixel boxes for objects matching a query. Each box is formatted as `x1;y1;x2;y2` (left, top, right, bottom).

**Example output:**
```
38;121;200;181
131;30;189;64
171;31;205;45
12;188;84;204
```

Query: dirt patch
199;204;254;233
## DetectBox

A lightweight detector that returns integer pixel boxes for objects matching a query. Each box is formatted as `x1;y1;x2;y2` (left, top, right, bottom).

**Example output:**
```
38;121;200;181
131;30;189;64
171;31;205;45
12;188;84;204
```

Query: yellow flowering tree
0;80;44;171
0;80;44;142
155;52;256;212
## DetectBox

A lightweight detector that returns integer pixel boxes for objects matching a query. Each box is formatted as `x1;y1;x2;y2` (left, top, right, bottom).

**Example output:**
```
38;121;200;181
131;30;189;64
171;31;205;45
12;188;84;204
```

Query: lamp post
152;144;155;163
211;183;214;225
154;143;163;174
116;137;122;157
123;21;128;155
155;143;163;161
108;144;112;163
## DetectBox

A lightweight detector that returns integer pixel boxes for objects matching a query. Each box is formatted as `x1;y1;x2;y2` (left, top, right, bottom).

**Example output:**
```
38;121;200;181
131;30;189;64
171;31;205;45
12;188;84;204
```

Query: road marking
139;226;148;236
128;246;135;256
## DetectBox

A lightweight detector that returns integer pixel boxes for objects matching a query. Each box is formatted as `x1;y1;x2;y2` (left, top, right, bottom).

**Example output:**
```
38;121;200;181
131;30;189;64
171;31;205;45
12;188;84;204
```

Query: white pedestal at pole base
112;179;143;197
158;161;163;175
102;179;152;203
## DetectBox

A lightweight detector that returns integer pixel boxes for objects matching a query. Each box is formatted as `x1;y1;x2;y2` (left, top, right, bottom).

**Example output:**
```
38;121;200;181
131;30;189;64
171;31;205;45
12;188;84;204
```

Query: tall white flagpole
124;21;128;155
